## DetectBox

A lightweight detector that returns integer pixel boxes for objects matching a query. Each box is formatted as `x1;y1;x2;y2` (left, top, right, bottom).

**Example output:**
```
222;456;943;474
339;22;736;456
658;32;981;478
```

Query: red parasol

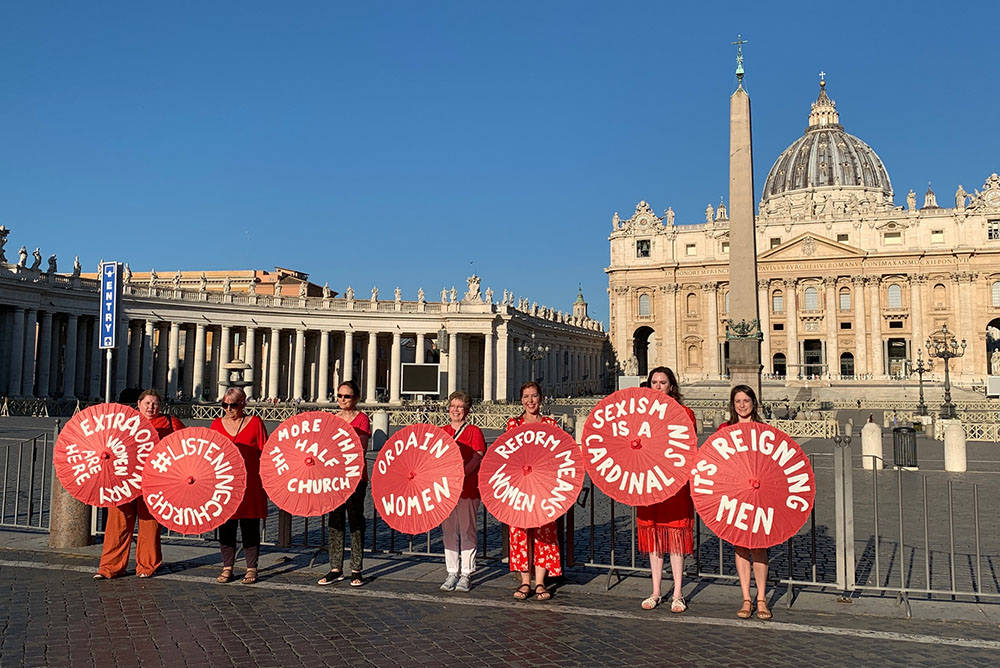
580;387;696;506
260;411;365;517
371;423;465;534
479;422;583;528
141;427;247;534
53;403;159;507
691;422;816;549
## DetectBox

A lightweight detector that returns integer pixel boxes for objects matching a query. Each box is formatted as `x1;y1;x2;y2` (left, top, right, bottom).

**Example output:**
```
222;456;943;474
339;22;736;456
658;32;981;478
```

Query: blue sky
3;2;998;324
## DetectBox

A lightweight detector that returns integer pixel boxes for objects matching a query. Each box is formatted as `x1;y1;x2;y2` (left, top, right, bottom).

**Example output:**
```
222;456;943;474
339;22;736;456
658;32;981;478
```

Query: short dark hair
519;381;543;398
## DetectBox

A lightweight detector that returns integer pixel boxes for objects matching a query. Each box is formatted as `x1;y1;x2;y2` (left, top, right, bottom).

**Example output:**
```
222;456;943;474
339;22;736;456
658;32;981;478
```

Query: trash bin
892;426;917;467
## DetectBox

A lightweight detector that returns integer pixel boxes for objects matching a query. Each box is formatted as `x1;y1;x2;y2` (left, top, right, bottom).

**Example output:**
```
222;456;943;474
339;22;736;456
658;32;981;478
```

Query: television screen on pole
401;363;440;395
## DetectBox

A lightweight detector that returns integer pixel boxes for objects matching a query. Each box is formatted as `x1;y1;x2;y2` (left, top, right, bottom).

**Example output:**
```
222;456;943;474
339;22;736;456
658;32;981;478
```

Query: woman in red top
318;380;371;587
725;384;772;621
439;390;486;593
638;366;696;613
210;387;268;585
94;389;183;579
507;381;560;601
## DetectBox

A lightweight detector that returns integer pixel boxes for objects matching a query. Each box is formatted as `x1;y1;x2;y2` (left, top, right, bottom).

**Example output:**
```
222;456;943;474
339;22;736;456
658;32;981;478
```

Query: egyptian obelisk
726;36;762;399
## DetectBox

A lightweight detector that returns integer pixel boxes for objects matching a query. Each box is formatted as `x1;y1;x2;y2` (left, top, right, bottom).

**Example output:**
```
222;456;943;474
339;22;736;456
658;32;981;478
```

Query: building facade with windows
608;81;1000;383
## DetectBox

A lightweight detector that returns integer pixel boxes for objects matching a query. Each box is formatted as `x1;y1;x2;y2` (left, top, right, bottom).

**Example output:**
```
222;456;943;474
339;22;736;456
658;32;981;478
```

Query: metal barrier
0;432;52;530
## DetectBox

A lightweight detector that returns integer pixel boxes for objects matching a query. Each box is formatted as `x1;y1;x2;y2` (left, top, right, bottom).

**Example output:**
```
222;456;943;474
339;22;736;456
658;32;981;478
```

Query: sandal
756;599;772;620
513;584;532;600
317;570;344;586
534;584;552;601
92;573;107;580
241;568;258;585
670;596;687;613
641;595;662;610
216;567;234;584
137;573;152;579
737;599;753;619
349;572;364;587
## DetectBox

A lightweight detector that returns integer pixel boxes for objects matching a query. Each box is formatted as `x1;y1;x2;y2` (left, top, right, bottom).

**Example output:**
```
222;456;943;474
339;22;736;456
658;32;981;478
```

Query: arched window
687;344;700;366
638;294;651;317
840;352;855;377
933;283;947;308
724;291;730;314
992;281;1000;307
839;287;851;311
686;292;698;316
887;283;902;309
804;286;819;310
772;352;787;377
772;290;784;314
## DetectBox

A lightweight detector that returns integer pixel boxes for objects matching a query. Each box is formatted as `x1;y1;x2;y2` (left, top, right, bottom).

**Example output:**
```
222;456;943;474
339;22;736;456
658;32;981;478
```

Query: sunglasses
337;394;355;400
221;402;243;409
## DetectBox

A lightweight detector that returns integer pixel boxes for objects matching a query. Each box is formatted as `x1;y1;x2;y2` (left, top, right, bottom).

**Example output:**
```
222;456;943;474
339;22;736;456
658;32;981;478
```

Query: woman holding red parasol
506;382;560;601
211;387;269;585
638;367;695;612
724;384;772;620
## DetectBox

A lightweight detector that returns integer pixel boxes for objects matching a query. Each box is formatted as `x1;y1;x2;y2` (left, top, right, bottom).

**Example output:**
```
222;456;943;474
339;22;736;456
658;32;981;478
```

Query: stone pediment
758;233;866;261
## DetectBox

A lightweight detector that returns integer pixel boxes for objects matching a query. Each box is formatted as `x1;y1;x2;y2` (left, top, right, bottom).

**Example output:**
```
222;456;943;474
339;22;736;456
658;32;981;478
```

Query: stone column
703;283;719;379
342;330;354;383
37;311;53;397
141;321;154;390
89;320;102;400
415;333;426;364
824;277;838;378
76;320;89;397
957;272;976;375
447;331;459;394
0;310;10;395
128;321;142;388
291;329;305;401
757;280;771;369
22;308;37;398
483;329;495;402
867;278;883;376
390;331;402;404
8;307;25;398
317;329;330;402
268;328;281;400
192;323;206;400
244;327;256;399
660;285;678;370
217;325;231;399
852;276;867;375
496;324;509;401
365;332;378;403
114;316;129;399
167;322;181;399
910;275;925;357
63;315;79;398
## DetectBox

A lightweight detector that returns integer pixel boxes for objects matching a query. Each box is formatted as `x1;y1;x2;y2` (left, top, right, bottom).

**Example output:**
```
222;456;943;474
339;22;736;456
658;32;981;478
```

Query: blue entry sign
99;262;121;349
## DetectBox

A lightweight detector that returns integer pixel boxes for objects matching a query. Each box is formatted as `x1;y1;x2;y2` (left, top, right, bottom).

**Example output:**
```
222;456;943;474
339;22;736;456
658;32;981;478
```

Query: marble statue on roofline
0;225;8;263
394;286;401;302
123;263;132;284
417;287;425;302
299;280;307;298
31;248;42;270
47;254;57;273
345;285;354;300
17;246;27;267
73;256;82;278
370;286;378;302
322;282;330;299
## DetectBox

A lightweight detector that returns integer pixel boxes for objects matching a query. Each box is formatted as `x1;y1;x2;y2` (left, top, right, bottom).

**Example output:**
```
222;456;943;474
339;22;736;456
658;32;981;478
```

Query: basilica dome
761;81;893;207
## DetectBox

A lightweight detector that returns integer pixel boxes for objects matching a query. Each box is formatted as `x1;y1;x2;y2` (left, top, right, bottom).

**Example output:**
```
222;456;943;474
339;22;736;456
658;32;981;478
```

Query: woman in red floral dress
506;381;561;601
638;366;696;613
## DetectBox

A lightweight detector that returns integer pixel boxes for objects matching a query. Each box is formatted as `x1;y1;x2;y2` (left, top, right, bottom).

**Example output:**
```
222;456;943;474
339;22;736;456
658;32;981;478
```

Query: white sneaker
440;573;459;591
455;575;471;592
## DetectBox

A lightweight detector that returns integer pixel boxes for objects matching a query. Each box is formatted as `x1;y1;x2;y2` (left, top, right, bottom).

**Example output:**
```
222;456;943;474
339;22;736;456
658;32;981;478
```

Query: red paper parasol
53;403;159;507
371;423;465;534
580;387;696;506
260;411;364;517
478;422;583;528
141;427;247;534
691;422;816;549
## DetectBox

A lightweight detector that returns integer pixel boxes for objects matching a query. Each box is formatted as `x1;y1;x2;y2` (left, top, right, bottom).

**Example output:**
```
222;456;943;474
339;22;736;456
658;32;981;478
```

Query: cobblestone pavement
2;553;1000;668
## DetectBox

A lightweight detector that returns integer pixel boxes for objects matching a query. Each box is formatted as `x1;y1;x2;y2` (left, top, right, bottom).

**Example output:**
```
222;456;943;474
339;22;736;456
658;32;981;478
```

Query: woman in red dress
210;387;268;584
638;366;695;612
94;389;183;579
506;382;560;601
724;384;772;620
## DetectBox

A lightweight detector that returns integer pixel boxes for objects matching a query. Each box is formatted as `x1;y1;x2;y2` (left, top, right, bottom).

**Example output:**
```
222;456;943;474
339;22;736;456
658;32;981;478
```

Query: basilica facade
608;81;1000;384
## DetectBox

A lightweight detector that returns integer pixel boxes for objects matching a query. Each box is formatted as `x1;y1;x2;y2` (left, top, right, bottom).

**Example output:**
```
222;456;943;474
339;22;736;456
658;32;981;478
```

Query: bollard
573;414;584;443
48;420;92;548
861;422;882;470
943;421;967;473
372;410;388;451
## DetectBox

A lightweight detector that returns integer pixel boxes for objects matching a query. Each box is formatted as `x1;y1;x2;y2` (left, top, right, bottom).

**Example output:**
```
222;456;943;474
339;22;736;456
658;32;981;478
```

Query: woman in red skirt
638;366;695;612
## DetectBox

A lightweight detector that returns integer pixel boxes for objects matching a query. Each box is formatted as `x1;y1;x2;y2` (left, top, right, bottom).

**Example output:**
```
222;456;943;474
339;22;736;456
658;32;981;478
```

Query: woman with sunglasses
318;380;371;587
210;387;268;584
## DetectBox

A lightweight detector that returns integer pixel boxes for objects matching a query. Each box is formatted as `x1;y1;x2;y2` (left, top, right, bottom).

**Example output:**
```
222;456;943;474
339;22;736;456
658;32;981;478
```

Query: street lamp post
518;332;550;383
925;324;966;420
906;349;933;416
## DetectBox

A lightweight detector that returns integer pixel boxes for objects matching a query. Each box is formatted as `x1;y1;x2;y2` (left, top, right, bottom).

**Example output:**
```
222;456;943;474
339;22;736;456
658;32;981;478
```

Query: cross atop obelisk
726;35;762;399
